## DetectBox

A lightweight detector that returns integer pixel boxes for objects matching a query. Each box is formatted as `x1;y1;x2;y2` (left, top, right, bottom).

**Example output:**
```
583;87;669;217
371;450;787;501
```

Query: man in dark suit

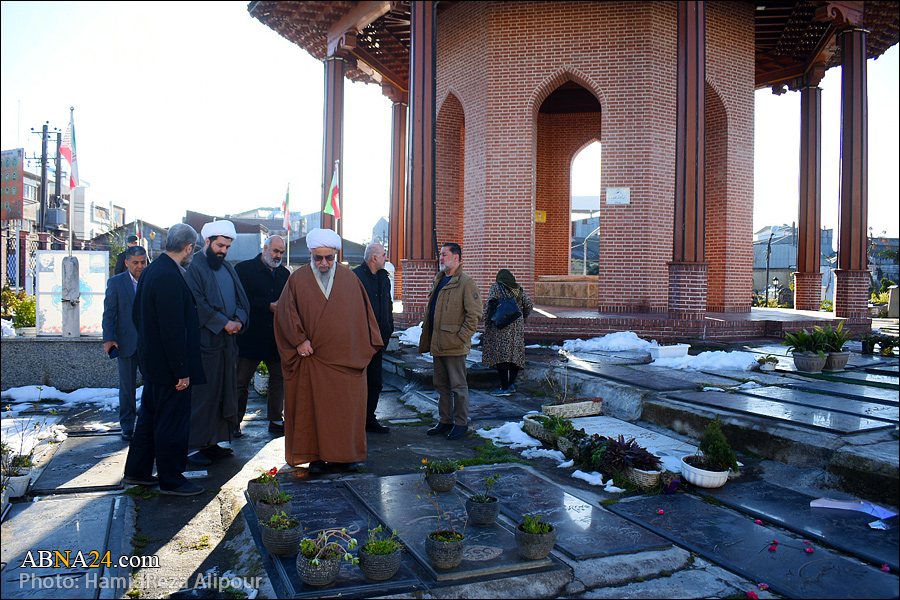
234;235;290;436
353;242;394;433
123;223;206;496
102;245;147;441
114;235;140;275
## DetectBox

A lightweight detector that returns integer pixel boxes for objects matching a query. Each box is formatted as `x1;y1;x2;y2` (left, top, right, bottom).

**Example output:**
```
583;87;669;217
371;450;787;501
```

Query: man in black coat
234;236;290;435
122;223;206;496
353;242;394;433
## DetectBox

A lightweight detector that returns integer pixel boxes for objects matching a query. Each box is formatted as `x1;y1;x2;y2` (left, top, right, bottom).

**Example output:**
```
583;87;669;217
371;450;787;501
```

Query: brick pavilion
248;1;898;341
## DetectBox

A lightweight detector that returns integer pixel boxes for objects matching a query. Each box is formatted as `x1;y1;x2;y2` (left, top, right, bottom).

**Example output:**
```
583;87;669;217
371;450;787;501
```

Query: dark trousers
496;362;520;389
365;351;384;424
235;357;285;422
117;355;141;435
123;382;191;491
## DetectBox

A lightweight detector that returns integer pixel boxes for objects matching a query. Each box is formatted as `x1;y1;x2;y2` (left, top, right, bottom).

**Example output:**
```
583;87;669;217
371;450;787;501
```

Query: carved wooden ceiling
247;1;898;93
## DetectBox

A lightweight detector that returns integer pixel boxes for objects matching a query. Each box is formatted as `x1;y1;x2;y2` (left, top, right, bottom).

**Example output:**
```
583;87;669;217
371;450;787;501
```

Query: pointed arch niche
535;81;602;280
436;92;465;244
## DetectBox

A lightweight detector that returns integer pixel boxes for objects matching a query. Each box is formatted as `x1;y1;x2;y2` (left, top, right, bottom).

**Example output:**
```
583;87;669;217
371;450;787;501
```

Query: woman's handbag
490;296;522;330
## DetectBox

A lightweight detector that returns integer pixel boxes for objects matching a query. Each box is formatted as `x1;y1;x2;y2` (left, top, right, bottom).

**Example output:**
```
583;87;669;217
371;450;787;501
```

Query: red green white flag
282;184;291;231
324;161;340;220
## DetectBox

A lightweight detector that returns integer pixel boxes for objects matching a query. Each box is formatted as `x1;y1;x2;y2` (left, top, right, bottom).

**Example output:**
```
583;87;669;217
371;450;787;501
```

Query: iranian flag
282;184;291;231
324;161;341;219
60;109;79;189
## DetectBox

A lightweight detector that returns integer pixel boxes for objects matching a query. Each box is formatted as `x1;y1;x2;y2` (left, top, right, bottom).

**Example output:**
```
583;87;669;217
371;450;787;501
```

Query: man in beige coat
418;242;483;440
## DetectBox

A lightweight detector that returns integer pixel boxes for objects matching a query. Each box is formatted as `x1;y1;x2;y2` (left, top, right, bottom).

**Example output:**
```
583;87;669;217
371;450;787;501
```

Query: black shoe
121;432;133;442
123;475;158;487
307;460;326;475
268;421;285;433
329;462;358;473
427;422;453;436
232;426;243;438
160;481;204;496
200;444;233;458
366;421;390;434
447;425;468;440
187;452;212;466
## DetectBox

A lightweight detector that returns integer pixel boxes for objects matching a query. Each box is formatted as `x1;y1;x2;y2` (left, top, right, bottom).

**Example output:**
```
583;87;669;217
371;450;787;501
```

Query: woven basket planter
522;415;557;446
465;497;500;526
357;548;402;581
247;479;277;504
296;554;341;586
515;525;556;560
425;532;465;569
626;467;662;490
541;398;603;419
256;499;293;525
261;524;303;556
424;471;458;492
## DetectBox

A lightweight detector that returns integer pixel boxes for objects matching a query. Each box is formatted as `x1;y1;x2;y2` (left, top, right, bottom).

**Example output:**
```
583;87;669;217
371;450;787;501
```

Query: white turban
201;220;237;240
306;228;342;250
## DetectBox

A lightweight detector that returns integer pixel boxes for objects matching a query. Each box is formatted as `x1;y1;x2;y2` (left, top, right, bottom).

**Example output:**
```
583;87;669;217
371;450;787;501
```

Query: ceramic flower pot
261;524;303;556
515;525;556;560
792;351;825;373
425;470;457;492
680;455;729;488
296;554;341;586
823;351;850;372
759;362;776;372
465;497;500;526
357;547;402;581
5;472;31;498
425;531;465;569
256;498;293;524
253;372;269;395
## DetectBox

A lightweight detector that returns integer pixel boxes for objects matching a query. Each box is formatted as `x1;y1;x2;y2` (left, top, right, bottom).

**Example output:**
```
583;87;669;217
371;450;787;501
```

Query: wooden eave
247;1;898;92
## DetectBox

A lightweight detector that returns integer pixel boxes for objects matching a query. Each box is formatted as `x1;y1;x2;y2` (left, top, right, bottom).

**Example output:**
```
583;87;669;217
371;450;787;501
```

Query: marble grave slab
666;391;894;434
698;480;899;571
814;370;899;388
456;464;671;560
30;435;128;494
733;386;898;423
566;361;696;391
58;403;121;435
781;379;899;405
608;494;899;599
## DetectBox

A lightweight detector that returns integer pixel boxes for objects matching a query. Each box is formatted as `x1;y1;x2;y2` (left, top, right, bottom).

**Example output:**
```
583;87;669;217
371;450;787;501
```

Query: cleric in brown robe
274;228;383;474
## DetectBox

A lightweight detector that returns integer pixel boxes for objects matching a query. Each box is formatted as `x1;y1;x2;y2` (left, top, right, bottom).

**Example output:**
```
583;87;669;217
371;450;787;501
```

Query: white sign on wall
606;187;631;205
35;251;107;336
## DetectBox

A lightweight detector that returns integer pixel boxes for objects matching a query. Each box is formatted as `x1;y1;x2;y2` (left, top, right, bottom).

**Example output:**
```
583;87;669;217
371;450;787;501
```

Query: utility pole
39;123;48;231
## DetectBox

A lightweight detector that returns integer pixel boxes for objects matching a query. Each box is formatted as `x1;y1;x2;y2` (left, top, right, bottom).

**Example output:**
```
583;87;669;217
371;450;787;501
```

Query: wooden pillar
668;1;708;319
401;0;438;314
794;84;823;311
834;26;869;319
322;56;344;237
386;86;408;297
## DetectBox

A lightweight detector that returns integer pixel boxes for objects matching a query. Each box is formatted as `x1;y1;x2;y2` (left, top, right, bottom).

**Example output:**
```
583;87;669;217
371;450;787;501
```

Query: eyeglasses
313;254;335;263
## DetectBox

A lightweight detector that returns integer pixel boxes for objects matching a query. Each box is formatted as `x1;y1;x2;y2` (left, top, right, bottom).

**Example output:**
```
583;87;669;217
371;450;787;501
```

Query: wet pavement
1;333;898;599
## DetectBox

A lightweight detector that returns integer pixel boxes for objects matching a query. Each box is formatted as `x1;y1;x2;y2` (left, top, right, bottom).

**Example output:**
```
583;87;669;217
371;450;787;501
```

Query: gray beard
314;262;336;288
180;252;194;268
262;253;282;268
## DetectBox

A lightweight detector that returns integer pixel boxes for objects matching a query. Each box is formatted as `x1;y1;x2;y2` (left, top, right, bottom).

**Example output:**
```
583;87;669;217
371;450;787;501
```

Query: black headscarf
496;269;523;301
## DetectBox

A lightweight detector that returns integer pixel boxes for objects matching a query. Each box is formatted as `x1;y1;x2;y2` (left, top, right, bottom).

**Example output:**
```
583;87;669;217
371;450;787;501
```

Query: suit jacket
114;250;127;275
132;253;206;385
184;252;251;349
102;271;139;358
234;254;290;362
353;263;394;348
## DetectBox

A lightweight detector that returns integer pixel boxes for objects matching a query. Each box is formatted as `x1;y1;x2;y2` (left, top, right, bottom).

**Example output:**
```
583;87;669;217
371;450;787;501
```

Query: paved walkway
1;335;898;599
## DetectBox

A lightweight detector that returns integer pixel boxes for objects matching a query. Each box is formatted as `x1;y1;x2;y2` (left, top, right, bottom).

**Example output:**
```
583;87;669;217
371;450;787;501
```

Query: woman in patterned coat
481;269;533;396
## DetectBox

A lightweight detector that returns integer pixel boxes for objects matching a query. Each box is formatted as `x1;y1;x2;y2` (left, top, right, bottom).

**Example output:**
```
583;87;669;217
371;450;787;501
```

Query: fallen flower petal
657;509;665;515
805;547;814;554
754;519;763;525
747;592;759;599
880;564;890;572
802;540;812;545
768;545;777;552
771;539;779;544
758;583;770;590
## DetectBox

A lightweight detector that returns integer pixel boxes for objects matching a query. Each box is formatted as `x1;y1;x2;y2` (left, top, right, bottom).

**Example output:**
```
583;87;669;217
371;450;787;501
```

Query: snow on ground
1;318;16;337
562;331;656;353
475;422;541;449
398;324;422;346
520;447;565;461
652;350;759;371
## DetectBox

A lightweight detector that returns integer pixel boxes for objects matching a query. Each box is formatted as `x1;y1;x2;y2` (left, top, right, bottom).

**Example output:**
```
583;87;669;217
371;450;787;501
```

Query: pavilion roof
247;1;898;92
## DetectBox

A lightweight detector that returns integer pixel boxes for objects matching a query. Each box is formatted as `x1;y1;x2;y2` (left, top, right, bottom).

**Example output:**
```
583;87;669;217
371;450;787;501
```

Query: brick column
400;258;438;317
668;262;708;320
386;86;408;298
833;269;870;318
669;1;707;319
793;271;823;311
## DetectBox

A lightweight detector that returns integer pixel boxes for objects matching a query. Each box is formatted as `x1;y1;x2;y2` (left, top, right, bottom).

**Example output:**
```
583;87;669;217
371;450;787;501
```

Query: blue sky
2;1;897;243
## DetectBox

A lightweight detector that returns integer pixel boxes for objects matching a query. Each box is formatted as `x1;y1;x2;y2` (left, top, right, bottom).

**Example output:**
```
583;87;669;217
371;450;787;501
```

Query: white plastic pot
649;344;690;360
680;456;728;488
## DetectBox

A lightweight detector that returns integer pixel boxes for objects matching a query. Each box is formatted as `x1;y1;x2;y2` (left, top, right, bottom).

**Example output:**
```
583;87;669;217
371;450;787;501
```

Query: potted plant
680;416;739;489
515;513;556;560
254;362;269;395
859;331;880;355
814;322;852;372
260;511;303;556
256;487;293;524
2;395;55;498
877;335;897;357
418;485;467;569
11;292;36;336
782;328;826;373
465;472;501;526
296;528;358;586
1;443;33;498
660;471;681;494
756;354;779;371
623;439;663;490
248;466;279;504
420;457;462;492
357;525;403;581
